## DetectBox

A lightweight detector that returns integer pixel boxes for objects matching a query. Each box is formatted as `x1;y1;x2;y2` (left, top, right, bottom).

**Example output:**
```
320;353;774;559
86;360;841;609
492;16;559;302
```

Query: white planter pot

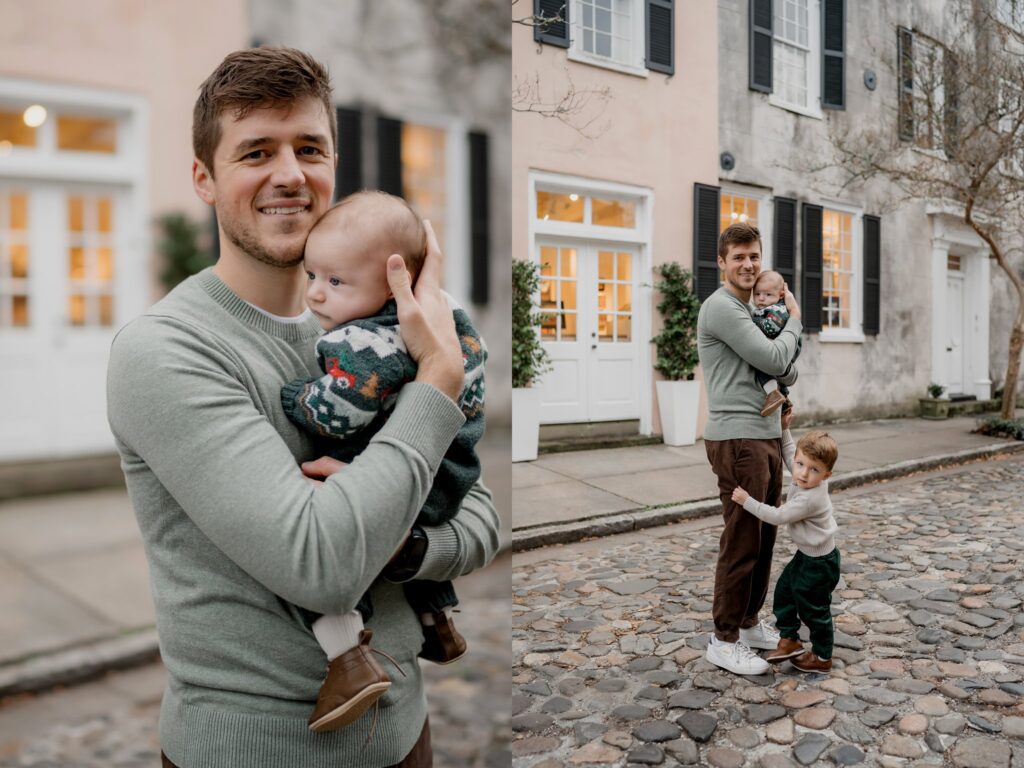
656;379;701;446
512;387;541;462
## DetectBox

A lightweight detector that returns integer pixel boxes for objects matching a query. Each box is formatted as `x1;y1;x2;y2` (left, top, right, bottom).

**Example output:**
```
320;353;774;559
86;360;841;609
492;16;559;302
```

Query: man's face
196;97;334;269
718;240;762;297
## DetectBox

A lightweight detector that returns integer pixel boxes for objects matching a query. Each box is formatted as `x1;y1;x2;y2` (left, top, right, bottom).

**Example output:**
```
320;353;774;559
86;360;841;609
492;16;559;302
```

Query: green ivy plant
512;259;551;388
974;416;1024;440
158;212;215;292
651;261;701;381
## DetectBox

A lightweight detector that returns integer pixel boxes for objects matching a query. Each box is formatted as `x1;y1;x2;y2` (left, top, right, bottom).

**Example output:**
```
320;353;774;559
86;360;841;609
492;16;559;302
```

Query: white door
0;183;125;460
946;271;965;394
537;241;640;423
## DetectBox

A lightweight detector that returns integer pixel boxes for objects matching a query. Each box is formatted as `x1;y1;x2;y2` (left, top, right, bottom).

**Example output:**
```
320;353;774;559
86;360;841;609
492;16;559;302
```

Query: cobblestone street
0;554;510;768
512;455;1024;767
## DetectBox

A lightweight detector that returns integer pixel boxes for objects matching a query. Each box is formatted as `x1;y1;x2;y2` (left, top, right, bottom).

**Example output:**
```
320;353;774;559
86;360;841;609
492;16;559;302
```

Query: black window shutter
822;0;845;109
801;203;823;332
468;131;490;306
863;215;881;335
335;107;362;202
773;197;797;289
693;183;721;302
376;116;403;196
646;0;674;75
898;27;914;142
534;0;570;47
749;0;773;93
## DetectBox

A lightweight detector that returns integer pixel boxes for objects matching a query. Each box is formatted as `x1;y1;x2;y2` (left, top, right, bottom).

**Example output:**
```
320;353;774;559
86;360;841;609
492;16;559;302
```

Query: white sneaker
739;621;781;651
705;636;770;675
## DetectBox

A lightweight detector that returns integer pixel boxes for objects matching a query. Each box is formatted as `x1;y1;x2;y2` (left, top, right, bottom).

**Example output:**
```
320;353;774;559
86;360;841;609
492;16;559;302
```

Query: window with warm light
596;249;632;341
67;194;116;327
401;123;447;253
0;191;30;328
0;109;37;148
720;192;760;231
535;188;638;230
58;115;117;154
822;208;853;330
539;245;578;341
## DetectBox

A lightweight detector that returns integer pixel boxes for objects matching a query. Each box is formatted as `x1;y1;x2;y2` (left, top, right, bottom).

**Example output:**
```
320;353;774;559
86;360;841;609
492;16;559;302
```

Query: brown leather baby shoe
309;629;400;733
760;389;786;417
790;651;832;673
765;637;805;663
419;611;468;664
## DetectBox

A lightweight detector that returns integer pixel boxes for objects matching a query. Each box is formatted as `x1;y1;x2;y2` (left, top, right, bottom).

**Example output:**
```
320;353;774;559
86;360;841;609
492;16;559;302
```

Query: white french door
536;239;641;423
0;182;127;460
946;271;965;394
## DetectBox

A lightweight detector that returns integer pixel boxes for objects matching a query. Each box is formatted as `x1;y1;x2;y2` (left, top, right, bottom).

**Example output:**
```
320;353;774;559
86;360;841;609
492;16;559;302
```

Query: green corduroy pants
773;548;841;659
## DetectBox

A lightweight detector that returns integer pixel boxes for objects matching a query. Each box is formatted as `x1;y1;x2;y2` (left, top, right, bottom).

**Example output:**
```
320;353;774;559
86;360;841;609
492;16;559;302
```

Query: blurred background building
0;0;511;493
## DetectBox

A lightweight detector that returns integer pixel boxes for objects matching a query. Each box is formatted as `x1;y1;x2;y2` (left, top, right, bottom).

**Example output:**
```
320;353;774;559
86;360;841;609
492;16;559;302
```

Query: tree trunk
1002;300;1024;419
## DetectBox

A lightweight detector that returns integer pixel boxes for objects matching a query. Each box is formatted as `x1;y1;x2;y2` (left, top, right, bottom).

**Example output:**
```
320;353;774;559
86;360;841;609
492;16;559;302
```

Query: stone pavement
512;413;1024;550
0;552;511;767
511;453;1024;767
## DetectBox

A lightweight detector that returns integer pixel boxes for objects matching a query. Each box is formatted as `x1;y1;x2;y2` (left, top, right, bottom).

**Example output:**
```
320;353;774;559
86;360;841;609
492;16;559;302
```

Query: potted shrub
512;259;551;461
651;262;702;445
919;382;950;420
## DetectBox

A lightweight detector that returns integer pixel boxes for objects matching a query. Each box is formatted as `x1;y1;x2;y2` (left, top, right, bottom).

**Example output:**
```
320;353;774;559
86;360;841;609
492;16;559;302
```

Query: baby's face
303;226;392;330
752;279;783;308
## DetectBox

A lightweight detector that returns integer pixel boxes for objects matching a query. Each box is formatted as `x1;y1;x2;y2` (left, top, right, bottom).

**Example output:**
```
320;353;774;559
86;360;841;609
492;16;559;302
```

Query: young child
750;270;802;417
731;426;840;673
281;191;486;733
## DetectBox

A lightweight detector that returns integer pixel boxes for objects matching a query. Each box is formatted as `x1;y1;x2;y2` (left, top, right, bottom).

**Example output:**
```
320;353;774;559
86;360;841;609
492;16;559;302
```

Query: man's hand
387;220;463;402
781;407;795;431
731;486;751;505
300;456;348;480
782;281;801;321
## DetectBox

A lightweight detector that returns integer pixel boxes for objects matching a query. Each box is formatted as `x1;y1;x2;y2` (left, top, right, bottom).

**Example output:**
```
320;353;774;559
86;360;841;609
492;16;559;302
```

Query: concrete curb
0;629;159;700
511;440;1024;552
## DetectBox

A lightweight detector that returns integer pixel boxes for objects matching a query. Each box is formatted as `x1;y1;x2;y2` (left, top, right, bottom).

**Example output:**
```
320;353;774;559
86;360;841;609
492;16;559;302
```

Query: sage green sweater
106;269;500;767
697;287;802;441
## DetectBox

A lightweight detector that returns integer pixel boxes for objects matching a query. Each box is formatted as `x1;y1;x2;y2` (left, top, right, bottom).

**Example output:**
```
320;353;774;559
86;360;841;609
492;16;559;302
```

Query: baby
751;270;802;417
731;425;841;673
281;191;486;733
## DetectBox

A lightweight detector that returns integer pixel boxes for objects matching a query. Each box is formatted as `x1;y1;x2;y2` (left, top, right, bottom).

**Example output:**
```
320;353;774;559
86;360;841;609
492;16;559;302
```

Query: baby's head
793;431;838;490
752;270;785;309
303;191;426;330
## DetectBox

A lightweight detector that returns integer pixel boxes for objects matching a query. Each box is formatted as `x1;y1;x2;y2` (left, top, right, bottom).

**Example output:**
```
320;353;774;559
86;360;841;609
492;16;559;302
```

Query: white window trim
395;109;471;308
567;0;650;78
528;169;655;434
818;200;865;344
720;183;774;270
769;0;823;120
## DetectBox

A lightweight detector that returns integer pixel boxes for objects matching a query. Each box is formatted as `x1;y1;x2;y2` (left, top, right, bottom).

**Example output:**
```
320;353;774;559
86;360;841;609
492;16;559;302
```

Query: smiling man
695;222;802;676
107;48;499;767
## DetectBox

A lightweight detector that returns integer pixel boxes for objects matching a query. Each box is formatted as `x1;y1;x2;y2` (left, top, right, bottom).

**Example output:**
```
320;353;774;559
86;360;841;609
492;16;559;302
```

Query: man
107;48;500;767
696;223;802;676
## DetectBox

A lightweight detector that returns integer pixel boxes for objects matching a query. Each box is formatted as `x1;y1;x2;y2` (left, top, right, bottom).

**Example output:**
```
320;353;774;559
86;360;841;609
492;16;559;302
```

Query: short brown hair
718;222;762;260
318;191;427;276
796;431;839;471
193;47;336;177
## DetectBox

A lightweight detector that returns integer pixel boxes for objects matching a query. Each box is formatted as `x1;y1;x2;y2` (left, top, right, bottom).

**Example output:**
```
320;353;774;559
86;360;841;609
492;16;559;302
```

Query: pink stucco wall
512;1;719;434
0;0;248;297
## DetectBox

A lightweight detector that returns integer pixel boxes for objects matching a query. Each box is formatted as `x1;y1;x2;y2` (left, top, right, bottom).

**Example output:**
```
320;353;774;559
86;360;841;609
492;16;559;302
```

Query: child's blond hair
796;431;839;471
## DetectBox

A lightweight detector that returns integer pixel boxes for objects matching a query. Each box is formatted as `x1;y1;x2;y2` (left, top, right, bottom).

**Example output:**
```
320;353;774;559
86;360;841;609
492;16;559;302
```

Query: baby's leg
311;611;365;661
755;368;779;394
405;580;466;664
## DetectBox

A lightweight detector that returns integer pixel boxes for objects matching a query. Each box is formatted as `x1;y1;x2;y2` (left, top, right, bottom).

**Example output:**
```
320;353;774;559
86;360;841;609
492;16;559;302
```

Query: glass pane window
401;123;447;253
539;245;578;341
913;35;945;151
822;209;853;330
592;197;636;227
66;193;116;328
537;191;584;223
0;110;37;148
773;39;809;108
720;193;759;231
57;115;117;153
596;249;632;342
576;0;633;66
0;191;30;328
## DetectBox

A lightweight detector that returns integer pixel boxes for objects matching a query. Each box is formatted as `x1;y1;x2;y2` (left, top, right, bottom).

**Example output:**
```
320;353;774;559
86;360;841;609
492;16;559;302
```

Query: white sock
763;379;779;394
420;606;454;626
312;611;364;661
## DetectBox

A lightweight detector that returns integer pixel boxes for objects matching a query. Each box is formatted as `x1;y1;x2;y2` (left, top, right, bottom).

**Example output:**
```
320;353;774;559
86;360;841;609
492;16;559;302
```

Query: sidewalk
0;426;510;700
512;413;1024;551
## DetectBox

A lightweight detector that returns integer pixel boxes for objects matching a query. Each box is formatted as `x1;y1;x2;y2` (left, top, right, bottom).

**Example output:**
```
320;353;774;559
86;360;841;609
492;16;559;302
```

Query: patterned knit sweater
281;297;486;525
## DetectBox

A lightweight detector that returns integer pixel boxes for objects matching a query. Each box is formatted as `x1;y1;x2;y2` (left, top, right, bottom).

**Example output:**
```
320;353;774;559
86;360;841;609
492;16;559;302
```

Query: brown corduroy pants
705;438;784;643
160;717;432;767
